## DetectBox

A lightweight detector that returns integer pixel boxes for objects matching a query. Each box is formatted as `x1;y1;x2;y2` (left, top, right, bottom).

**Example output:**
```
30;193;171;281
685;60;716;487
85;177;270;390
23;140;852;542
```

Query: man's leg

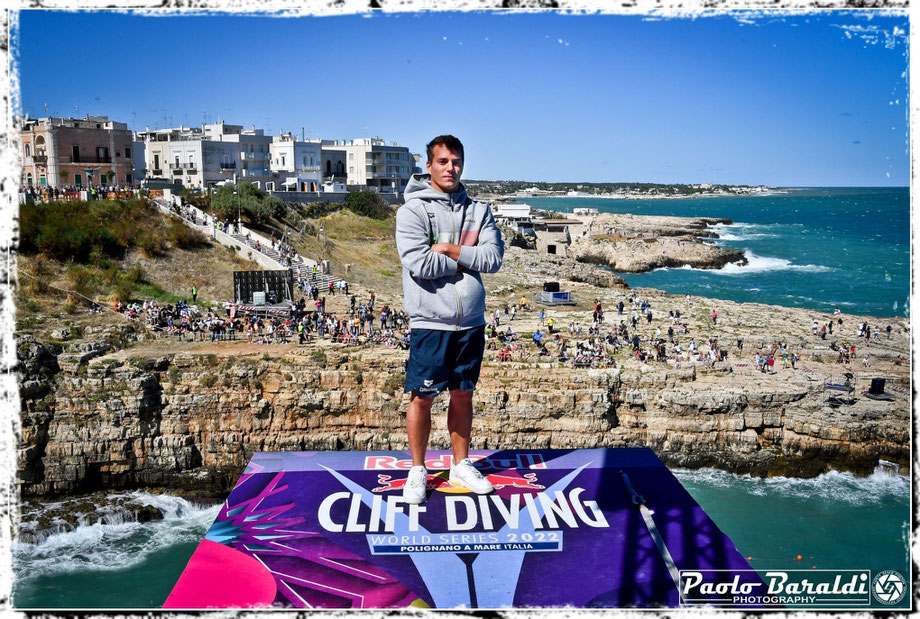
447;389;473;464
407;393;434;466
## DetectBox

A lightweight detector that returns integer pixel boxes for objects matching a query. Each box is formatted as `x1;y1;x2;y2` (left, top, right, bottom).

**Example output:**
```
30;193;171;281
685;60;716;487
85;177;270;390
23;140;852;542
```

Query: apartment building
137;121;273;189
20;115;135;188
270;133;323;192
321;137;417;193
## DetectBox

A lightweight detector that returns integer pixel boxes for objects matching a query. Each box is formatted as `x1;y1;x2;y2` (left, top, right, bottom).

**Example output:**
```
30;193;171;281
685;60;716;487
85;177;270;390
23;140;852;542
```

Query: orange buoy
747;556;753;560
796;554;803;560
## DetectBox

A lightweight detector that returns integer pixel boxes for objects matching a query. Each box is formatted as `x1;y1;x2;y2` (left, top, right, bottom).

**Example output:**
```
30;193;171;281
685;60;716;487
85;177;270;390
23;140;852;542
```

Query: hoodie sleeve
457;204;504;274
396;202;459;280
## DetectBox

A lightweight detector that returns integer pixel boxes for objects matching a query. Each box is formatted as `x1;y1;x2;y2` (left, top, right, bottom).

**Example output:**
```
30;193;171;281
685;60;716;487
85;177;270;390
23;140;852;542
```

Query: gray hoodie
396;173;504;331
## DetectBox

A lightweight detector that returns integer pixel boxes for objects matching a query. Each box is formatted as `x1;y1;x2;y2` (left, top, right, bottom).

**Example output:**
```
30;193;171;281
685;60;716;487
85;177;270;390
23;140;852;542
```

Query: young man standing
395;135;504;505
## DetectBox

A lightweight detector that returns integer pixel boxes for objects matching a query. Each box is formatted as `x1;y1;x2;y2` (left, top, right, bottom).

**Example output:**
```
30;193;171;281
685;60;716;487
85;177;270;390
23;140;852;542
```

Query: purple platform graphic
164;448;761;609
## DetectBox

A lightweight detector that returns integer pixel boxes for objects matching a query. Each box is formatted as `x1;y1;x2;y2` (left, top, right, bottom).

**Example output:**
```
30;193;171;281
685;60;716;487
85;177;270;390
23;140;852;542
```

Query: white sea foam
674;467;909;507
13;493;221;577
715;251;832;275
711;222;782;243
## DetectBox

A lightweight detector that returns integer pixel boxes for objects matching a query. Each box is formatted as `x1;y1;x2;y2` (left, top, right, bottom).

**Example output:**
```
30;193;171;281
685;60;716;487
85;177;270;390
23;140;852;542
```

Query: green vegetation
19;198;208;262
61;260;176;304
318;208;394;240
18;197;219;306
345;190;394;220
211;182;285;226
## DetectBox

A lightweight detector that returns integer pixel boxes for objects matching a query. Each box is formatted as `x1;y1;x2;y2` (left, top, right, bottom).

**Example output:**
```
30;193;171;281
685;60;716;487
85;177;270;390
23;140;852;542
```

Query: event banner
164;448;758;609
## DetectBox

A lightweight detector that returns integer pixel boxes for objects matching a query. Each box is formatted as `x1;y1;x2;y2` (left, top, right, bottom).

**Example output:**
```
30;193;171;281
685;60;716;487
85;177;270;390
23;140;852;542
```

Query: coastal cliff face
17;333;908;498
564;213;747;272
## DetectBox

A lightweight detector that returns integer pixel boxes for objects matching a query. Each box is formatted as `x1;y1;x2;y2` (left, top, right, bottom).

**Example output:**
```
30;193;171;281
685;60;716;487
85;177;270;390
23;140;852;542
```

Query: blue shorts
404;326;486;397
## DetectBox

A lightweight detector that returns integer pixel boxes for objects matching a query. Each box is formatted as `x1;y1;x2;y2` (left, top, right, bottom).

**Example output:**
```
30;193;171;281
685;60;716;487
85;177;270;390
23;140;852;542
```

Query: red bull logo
373;472;544;493
482;472;544;490
364;454;546;471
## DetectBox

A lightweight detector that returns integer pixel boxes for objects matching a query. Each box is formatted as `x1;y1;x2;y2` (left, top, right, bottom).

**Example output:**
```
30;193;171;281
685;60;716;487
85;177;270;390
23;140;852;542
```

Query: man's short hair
426;135;464;162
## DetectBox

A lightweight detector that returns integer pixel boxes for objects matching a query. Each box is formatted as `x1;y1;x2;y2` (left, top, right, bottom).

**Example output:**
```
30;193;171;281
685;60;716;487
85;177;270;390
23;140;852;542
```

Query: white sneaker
402;465;428;505
449;458;494;494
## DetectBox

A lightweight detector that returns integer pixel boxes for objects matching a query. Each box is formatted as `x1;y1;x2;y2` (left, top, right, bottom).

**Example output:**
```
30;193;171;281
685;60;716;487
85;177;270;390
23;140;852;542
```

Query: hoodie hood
404;173;469;209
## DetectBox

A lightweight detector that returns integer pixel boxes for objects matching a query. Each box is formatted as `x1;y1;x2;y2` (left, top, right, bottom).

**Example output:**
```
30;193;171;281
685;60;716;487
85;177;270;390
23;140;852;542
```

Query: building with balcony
20;115;135;188
321;137;418;193
321;146;347;184
270;133;322;192
136;121;273;189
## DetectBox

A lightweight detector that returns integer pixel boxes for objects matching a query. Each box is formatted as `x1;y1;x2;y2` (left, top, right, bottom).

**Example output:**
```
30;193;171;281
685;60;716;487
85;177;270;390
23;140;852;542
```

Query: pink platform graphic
165;448;760;609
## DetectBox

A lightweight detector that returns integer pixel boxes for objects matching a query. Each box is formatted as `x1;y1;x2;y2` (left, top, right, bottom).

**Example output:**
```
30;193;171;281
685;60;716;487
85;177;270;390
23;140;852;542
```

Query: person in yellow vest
547;316;555;334
519;295;528;311
191;286;198;302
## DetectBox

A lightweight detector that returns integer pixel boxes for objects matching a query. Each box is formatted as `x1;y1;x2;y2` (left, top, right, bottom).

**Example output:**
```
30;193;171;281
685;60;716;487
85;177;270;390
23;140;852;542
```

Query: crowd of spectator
107;291;413;351
21;184;137;203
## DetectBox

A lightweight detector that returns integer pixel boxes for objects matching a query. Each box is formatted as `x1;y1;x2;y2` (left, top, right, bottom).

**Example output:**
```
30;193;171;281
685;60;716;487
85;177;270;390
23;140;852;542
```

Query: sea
526;187;910;318
11;187;911;608
11;469;911;609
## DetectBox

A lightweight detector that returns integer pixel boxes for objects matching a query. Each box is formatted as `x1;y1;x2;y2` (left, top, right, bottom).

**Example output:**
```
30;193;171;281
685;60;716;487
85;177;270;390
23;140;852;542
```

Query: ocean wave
651;264;696;272
715;251;832;275
13;493;220;577
714;232;779;241
711;223;780;242
674;467;909;507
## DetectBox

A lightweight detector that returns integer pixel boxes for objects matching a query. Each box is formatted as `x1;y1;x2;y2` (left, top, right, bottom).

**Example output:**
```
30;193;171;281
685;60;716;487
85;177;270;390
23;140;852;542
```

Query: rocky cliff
564;212;747;272
17;329;909;498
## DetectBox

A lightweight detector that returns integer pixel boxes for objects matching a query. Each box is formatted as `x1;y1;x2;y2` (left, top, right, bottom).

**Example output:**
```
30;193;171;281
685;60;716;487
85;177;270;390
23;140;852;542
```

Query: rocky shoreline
14;211;909;505
16;294;909;501
564;212;747;272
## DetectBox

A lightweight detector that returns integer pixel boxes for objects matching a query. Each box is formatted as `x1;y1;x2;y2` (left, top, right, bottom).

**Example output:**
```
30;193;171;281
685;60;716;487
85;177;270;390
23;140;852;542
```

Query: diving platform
164;448;762;609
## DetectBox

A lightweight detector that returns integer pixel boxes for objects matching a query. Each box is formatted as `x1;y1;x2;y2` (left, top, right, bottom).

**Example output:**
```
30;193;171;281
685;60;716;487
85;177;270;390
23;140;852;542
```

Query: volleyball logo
872;571;906;605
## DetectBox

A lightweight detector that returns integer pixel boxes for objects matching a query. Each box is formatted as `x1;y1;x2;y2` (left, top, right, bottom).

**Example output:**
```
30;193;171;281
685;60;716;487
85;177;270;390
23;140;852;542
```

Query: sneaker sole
402;493;426;505
449;475;494;494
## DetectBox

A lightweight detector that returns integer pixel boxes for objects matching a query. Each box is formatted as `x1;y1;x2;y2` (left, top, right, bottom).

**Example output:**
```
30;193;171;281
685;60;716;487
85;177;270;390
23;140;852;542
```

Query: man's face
427;144;463;194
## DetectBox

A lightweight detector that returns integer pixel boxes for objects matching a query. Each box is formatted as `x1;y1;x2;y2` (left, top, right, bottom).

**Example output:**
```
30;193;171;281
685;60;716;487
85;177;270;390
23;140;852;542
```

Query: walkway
150;197;340;289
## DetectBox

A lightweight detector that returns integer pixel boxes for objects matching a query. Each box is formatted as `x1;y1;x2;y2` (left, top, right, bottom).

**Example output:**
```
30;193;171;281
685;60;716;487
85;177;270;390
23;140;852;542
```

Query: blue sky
15;10;909;186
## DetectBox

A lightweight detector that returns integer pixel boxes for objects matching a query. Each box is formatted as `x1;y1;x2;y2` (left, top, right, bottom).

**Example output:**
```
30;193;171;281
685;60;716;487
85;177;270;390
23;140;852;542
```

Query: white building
137;121;273;189
270;133;322;192
496;202;533;235
496;202;532;221
321;137;416;193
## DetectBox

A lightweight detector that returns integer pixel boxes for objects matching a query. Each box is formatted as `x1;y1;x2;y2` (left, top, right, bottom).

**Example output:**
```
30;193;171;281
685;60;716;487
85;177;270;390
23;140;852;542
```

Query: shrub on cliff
167;221;208;249
19;198;167;262
211;183;285;226
345;190;393;220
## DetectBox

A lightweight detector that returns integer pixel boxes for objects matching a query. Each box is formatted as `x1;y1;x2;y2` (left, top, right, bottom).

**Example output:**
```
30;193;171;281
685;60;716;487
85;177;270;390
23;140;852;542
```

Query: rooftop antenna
132;111;136;132
94;96;99;114
302;127;305;142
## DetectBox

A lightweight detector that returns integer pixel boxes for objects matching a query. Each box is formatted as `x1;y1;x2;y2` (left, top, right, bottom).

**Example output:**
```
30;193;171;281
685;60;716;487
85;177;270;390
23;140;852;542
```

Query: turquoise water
527;188;909;318
12;469;910;609
675;468;911;610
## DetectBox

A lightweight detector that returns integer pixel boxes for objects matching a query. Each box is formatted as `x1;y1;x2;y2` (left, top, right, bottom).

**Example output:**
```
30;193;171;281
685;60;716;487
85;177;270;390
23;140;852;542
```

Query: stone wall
16;336;909;498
